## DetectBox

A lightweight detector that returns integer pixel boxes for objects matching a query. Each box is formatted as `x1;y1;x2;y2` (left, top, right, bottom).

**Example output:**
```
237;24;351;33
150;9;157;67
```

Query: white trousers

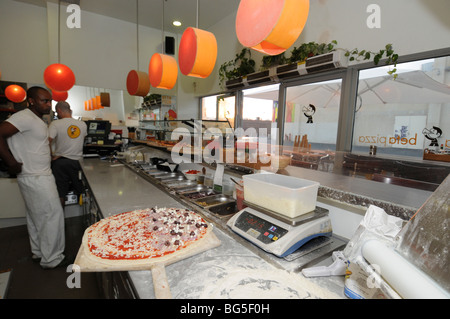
17;174;65;268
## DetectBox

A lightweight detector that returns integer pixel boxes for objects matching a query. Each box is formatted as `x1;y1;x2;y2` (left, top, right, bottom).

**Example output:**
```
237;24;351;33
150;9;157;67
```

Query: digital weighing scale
227;201;333;258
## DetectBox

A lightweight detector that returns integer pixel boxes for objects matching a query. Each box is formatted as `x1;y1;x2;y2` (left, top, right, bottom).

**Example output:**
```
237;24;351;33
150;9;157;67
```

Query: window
201;93;236;128
283;78;342;152
218;94;235;128
199;49;450;190
242;84;279;135
353;56;450;158
201;95;218;120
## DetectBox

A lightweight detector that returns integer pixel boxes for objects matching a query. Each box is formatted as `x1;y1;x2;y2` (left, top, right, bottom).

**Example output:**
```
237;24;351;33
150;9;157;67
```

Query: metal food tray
176;185;211;194
159;174;185;182
181;190;218;200
155;172;180;179
207;201;238;216
146;170;170;176
164;180;198;189
161;177;187;185
194;194;234;208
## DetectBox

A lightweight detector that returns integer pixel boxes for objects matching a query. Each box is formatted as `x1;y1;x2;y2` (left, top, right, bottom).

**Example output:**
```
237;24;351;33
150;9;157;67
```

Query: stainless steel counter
79;156;347;299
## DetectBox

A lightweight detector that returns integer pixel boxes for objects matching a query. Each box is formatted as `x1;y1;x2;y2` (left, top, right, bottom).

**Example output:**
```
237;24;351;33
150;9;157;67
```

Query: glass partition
353;56;450;158
283;79;342;151
201;93;236;128
241;84;279;135
199;50;450;191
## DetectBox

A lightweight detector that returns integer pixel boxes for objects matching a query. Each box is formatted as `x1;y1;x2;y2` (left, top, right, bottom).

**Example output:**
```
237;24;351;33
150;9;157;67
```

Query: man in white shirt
0;86;68;269
49;101;87;207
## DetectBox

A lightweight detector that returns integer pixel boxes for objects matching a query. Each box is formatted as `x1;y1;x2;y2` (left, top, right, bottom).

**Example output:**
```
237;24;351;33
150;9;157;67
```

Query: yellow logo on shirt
67;125;81;139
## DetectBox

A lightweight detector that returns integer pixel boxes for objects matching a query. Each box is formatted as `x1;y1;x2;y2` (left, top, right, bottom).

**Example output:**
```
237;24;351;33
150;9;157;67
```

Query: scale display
234;211;288;244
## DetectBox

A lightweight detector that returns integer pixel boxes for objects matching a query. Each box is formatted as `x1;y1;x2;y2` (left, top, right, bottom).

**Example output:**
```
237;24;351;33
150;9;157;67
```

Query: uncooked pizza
83;207;210;266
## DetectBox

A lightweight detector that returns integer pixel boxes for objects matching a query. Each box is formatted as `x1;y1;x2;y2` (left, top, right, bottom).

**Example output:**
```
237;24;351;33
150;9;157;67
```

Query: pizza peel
74;225;221;299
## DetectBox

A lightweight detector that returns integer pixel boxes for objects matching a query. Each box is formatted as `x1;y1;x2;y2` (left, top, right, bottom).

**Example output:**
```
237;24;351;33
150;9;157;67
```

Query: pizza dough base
80;221;213;268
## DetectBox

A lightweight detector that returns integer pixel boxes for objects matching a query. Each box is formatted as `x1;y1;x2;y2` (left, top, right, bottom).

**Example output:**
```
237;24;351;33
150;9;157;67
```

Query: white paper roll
362;240;449;299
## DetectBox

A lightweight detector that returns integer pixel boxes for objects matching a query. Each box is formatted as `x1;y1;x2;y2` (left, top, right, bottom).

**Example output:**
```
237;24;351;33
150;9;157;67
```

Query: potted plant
261;52;288;70
286;40;338;65
219;41;399;90
219;48;256;88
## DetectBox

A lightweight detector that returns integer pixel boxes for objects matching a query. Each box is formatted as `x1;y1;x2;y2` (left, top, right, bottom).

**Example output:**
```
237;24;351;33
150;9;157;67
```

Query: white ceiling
14;0;240;33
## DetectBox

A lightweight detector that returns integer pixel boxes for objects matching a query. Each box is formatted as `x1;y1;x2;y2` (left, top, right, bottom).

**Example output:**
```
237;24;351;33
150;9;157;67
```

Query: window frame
199;47;450;190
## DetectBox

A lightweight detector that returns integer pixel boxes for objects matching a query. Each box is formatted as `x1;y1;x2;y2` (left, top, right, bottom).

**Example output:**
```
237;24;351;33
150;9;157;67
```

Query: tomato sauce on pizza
87;207;209;260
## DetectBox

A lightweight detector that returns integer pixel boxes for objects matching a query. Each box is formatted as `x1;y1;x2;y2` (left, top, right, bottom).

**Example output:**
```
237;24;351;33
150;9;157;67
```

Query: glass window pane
353;56;450;158
242;84;279;135
218;95;235;128
201;95;217;120
284;79;342;152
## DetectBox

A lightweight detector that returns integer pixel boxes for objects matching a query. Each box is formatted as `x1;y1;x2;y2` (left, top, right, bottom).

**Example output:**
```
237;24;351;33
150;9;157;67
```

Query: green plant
219;41;399;89
261;53;287;70
144;93;161;103
287;40;338;64
219;48;256;88
345;44;399;78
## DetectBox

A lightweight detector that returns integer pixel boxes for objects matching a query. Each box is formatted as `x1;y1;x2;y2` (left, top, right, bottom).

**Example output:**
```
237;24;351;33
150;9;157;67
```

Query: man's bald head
55;101;72;119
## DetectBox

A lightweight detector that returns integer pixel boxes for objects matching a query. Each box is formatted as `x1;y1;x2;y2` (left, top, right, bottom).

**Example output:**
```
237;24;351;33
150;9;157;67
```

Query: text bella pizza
357;133;419;147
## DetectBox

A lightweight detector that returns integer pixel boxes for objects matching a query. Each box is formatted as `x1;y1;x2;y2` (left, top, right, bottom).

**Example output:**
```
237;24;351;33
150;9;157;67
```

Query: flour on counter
199;268;341;299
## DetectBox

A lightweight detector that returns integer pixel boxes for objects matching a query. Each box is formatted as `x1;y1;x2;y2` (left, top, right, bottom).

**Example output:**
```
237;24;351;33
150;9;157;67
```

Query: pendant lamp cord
196;0;199;28
161;0;165;54
57;0;61;64
136;0;139;70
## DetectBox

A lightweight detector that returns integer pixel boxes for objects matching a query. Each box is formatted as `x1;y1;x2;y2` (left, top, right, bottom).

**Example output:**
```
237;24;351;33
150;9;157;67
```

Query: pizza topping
87;207;208;260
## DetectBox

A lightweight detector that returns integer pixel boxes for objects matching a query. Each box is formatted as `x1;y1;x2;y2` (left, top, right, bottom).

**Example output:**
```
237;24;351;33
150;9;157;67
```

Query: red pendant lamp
52;90;68;101
44;63;76;92
236;0;310;55
43;3;76;93
5;85;26;103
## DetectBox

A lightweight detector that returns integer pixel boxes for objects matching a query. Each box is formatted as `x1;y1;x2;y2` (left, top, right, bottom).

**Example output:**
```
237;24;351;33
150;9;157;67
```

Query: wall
1;0;450;117
204;0;450;94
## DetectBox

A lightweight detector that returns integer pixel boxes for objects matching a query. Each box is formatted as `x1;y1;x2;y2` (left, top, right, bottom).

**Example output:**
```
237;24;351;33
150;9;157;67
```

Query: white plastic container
243;173;319;218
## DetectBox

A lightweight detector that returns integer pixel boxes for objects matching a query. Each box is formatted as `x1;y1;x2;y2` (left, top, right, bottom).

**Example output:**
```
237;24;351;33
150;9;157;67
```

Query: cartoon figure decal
422;126;442;148
302;104;316;124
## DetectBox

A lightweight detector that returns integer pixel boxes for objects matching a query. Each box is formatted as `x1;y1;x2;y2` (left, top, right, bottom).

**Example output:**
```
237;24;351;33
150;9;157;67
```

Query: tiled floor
0;215;101;299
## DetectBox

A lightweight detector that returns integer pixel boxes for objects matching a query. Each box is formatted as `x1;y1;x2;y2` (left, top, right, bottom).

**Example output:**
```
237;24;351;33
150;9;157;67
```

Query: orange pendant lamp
126;0;150;97
43;63;76;92
5;85;26;103
236;0;310;55
96;95;104;109
179;27;217;78
149;53;178;90
52;90;68;101
148;0;178;90
127;70;150;96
